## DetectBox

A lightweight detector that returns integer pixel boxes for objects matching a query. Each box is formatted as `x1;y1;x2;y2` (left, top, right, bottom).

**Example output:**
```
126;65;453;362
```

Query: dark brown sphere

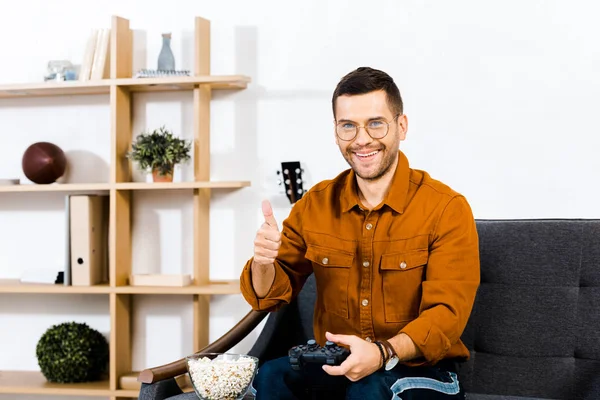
22;142;67;184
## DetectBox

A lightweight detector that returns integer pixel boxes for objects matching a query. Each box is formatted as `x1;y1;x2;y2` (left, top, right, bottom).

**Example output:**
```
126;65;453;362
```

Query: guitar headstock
277;161;306;204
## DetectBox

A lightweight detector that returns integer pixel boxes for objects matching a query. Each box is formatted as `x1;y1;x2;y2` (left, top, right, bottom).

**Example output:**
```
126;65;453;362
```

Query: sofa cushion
459;220;600;400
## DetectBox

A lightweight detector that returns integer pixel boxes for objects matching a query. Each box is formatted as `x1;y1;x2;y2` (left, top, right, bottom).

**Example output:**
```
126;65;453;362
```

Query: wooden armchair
137;275;320;400
138;310;267;384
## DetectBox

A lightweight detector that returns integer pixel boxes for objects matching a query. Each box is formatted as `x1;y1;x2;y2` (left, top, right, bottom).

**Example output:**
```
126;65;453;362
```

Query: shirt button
366;223;373;230
400;261;407;269
363;260;370;267
322;257;329;265
361;299;369;306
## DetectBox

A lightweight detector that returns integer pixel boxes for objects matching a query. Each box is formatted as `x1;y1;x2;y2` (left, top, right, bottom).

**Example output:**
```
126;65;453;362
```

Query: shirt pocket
305;244;355;319
380;248;428;322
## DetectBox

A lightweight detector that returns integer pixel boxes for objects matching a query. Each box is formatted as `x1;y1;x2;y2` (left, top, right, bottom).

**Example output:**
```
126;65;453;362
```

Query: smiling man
240;67;481;399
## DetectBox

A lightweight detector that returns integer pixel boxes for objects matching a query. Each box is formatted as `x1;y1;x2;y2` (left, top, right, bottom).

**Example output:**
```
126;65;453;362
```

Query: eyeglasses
335;114;401;141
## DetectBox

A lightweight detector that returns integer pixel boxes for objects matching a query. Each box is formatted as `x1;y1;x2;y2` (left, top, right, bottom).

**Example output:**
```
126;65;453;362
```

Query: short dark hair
332;67;403;119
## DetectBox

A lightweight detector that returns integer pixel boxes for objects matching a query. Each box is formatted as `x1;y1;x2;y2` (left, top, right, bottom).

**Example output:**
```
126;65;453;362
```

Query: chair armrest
138;309;268;384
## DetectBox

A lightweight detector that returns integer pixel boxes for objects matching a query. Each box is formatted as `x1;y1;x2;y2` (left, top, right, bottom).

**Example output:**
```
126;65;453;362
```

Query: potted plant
127;126;191;182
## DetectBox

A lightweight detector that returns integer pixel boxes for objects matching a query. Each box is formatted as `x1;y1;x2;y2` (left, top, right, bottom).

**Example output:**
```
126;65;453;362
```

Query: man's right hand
253;200;282;265
251;200;280;298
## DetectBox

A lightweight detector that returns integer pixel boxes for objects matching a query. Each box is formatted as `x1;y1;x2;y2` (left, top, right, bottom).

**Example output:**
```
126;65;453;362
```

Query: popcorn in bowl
186;353;258;400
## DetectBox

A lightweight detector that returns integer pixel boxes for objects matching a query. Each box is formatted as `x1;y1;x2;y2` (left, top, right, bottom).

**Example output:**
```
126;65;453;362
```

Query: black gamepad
288;339;350;371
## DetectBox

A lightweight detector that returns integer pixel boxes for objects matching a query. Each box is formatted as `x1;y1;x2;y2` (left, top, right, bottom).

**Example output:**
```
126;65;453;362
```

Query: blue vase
157;33;175;71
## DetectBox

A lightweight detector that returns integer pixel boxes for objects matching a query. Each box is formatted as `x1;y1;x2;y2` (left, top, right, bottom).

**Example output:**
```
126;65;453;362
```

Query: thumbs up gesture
253;200;282;266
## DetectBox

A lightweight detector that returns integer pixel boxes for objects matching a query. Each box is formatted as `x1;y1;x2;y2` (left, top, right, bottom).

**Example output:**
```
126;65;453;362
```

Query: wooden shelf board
0;183;111;193
115;280;241;295
0;75;250;99
114;181;251;190
0;181;250;193
0;371;111;396
118;370;191;388
0;280;240;295
118;370;192;393
0;80;111;98
0;280;111;294
115;388;143;397
119;75;251;91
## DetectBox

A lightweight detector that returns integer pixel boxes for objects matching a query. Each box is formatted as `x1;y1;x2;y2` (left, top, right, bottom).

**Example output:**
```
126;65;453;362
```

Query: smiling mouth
354;150;380;160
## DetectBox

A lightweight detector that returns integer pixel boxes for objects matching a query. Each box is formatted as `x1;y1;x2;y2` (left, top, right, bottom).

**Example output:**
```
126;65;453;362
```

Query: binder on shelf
69;195;109;286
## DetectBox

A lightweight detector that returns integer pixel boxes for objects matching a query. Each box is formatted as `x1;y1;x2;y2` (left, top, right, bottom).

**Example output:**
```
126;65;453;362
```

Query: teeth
357;150;379;157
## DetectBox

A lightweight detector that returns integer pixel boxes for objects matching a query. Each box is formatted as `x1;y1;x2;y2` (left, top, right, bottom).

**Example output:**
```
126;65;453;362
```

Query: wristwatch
381;339;399;370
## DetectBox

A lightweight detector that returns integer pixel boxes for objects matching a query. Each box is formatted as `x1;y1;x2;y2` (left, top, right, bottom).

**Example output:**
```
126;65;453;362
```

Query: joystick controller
289;339;350;371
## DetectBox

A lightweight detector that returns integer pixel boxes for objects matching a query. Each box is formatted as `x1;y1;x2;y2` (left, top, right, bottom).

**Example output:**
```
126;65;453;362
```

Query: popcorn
187;354;257;400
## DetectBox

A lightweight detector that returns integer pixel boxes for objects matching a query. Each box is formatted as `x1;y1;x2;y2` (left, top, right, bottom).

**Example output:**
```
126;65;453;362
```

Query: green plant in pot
127;126;191;182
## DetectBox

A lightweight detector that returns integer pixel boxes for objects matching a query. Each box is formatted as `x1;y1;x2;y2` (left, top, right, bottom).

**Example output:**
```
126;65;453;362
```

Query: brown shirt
240;150;480;366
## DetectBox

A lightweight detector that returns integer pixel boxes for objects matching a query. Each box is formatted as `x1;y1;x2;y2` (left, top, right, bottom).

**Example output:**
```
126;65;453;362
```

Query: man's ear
398;114;408;140
334;123;339;145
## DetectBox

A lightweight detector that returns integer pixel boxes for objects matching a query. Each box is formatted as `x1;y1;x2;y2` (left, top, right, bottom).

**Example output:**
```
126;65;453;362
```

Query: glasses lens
336;123;357;140
365;120;388;139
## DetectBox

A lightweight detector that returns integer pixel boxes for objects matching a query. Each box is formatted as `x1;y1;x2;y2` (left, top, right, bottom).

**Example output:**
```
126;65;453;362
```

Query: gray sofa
138;219;600;399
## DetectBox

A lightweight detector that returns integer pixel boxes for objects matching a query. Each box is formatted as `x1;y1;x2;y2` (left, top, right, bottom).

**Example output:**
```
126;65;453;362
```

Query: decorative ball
22;142;67;184
36;322;109;383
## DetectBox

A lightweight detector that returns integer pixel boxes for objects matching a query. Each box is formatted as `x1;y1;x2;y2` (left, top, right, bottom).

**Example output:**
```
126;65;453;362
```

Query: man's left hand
321;331;382;381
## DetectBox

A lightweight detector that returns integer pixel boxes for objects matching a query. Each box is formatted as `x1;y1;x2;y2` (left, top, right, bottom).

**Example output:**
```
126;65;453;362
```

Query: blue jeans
252;356;465;400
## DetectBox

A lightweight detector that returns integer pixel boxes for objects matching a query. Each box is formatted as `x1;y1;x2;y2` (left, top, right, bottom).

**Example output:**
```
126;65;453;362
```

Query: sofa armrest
138;310;268;384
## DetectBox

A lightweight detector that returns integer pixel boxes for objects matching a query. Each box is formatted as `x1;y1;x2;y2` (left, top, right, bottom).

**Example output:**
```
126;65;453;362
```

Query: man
240;67;480;399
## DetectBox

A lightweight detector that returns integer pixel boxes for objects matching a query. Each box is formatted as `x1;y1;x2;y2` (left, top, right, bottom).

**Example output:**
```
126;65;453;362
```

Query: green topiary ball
36;322;109;383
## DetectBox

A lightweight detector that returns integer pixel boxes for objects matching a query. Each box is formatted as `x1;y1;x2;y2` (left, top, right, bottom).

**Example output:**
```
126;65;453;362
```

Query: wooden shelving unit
0;14;250;399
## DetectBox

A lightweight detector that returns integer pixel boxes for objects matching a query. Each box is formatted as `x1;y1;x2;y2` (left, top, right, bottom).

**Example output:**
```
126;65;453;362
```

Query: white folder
70;195;108;286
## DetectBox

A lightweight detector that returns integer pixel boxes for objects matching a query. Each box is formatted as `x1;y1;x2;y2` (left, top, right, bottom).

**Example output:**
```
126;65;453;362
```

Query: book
90;28;110;80
79;29;98;81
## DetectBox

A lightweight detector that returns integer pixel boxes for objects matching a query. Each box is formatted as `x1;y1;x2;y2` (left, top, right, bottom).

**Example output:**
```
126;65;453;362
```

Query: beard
342;144;398;181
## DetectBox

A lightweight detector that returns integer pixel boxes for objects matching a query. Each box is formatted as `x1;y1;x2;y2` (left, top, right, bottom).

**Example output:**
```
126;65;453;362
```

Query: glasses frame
334;113;401;141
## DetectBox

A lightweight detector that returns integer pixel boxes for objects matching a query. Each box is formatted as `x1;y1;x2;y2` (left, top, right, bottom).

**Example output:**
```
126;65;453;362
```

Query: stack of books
79;29;111;81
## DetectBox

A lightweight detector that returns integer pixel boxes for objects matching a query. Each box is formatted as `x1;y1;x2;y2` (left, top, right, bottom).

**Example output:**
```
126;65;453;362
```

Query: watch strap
381;339;398;361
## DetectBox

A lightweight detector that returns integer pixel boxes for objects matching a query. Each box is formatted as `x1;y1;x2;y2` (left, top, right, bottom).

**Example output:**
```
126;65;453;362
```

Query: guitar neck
279;161;305;204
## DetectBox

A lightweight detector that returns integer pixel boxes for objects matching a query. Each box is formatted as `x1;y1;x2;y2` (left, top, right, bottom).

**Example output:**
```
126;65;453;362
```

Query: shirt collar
341;150;410;214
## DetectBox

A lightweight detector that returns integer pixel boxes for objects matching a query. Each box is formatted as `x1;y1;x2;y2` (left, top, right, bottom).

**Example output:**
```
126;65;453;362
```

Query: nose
353;126;373;146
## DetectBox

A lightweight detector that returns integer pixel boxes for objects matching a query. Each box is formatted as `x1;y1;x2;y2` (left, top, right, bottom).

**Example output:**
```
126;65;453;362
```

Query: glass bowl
185;353;259;400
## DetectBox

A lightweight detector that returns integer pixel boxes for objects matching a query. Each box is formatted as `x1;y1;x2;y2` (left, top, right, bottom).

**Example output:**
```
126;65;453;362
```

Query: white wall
0;0;599;398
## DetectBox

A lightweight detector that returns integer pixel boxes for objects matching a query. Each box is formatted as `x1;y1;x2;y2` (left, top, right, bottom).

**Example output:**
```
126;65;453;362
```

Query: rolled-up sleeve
400;195;480;365
240;195;314;312
240;258;293;311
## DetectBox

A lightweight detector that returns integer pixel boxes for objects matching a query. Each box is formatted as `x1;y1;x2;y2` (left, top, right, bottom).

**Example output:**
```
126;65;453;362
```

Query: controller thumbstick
307;339;317;346
325;341;335;348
